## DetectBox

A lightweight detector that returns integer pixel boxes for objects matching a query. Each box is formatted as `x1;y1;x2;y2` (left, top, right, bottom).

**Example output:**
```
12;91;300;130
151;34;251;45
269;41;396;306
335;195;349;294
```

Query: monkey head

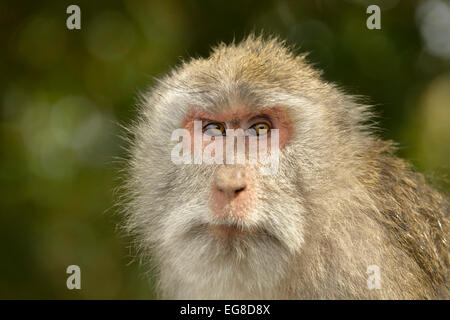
122;36;448;299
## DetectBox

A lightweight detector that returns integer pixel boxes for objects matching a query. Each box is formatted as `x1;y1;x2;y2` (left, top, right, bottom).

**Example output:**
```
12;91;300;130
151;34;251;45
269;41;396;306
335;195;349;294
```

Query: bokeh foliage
0;0;449;299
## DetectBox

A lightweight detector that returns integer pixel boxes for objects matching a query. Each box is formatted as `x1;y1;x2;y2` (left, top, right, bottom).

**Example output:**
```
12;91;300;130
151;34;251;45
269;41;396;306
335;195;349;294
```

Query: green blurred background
0;0;449;299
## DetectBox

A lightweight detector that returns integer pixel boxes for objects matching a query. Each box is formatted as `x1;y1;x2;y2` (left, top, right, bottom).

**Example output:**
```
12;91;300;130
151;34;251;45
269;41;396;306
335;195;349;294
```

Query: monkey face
128;99;312;294
180;107;305;250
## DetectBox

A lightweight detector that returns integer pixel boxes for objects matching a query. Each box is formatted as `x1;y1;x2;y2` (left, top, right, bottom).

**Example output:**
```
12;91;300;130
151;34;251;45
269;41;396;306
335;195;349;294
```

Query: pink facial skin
181;106;293;238
181;106;293;150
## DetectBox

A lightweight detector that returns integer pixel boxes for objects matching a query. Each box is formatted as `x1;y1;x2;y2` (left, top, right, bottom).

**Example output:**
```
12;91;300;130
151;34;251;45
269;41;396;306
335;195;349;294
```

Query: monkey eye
203;123;226;136
248;122;271;136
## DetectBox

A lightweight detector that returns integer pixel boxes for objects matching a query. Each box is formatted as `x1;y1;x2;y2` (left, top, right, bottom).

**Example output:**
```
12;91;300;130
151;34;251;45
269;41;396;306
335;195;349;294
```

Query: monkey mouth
183;220;286;254
199;221;278;244
207;223;251;240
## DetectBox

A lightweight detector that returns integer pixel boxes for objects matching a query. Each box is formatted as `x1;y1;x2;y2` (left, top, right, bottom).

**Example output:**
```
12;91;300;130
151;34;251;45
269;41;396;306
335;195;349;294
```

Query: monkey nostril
214;166;247;196
234;186;246;194
215;185;246;196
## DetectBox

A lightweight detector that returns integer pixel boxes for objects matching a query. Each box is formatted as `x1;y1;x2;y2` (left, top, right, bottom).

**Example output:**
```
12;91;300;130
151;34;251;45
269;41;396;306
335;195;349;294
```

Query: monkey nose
214;165;247;197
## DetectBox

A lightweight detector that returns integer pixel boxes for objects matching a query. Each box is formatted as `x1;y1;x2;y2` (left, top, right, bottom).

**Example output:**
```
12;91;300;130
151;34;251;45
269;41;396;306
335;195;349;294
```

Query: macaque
122;35;449;299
